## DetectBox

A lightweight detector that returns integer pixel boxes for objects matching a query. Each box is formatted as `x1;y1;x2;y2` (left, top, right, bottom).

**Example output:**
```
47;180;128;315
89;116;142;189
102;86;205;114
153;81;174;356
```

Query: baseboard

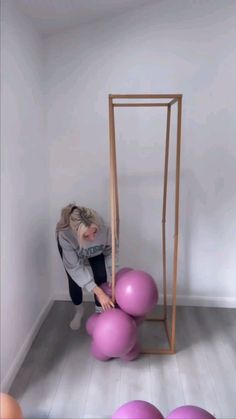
1;298;53;392
54;291;236;308
54;290;93;302
173;294;236;308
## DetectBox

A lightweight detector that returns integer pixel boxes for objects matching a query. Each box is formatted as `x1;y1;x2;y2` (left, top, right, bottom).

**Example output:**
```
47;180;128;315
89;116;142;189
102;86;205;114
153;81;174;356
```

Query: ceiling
17;0;157;36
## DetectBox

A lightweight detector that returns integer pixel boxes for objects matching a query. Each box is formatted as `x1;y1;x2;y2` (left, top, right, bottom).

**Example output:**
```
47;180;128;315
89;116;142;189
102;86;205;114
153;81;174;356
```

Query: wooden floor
10;302;236;419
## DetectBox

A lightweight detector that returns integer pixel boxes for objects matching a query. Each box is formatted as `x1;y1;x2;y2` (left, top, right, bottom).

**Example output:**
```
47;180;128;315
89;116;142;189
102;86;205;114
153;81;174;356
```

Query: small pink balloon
116;270;158;316
86;313;99;336
100;282;112;298
121;342;140;361
91;340;111;361
167;405;216;419
115;267;133;282
112;400;164;419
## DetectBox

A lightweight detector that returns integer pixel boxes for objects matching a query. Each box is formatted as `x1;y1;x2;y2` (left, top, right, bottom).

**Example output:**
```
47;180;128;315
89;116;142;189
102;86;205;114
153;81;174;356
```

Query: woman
56;203;116;330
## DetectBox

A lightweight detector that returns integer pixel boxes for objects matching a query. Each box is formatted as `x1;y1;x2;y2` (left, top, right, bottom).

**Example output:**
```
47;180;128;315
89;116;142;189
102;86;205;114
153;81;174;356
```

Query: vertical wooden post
170;96;182;352
109;96;117;303
162;105;171;320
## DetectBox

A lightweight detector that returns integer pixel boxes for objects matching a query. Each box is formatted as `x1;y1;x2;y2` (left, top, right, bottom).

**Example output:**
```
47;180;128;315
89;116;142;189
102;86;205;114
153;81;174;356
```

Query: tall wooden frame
109;94;182;354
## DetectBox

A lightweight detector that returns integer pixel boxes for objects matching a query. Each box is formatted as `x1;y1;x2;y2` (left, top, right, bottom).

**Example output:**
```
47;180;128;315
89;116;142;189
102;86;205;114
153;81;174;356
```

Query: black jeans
57;238;107;306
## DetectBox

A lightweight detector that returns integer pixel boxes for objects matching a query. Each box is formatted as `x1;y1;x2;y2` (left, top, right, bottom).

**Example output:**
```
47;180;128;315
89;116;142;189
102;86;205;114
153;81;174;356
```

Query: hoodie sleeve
103;226;119;278
58;234;96;293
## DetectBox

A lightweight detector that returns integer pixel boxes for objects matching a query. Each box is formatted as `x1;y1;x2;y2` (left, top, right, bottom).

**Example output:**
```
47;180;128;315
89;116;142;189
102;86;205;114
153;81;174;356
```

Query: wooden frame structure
109;94;182;354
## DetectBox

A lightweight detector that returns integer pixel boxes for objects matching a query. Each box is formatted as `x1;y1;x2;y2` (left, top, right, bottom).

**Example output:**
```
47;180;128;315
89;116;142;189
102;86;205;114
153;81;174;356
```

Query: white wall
47;0;236;307
1;1;51;390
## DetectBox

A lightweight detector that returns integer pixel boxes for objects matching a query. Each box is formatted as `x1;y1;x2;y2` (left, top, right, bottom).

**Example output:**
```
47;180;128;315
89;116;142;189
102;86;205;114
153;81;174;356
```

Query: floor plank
175;307;222;418
9;302;236;419
83;357;122;419
196;308;236;418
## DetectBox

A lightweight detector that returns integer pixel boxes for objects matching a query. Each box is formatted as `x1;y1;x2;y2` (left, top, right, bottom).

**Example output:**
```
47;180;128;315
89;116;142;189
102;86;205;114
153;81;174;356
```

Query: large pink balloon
91;340;111;361
86;313;99;336
93;308;137;357
115;270;158;316
112;400;164;419
100;270;133;298
167;405;215;419
116;267;133;282
120;342;140;361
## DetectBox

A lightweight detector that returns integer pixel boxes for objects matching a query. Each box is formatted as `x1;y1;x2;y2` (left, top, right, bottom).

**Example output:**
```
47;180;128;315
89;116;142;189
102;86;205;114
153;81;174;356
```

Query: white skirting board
54;290;236;308
54;289;93;302
172;294;236;308
1;299;53;393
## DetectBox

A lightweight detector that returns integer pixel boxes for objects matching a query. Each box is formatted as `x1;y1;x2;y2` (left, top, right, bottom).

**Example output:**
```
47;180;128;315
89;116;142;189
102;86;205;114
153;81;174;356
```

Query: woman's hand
93;286;114;311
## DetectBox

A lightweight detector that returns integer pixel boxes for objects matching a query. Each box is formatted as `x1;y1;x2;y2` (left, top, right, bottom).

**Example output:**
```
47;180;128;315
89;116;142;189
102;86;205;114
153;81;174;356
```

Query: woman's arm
92;286;114;310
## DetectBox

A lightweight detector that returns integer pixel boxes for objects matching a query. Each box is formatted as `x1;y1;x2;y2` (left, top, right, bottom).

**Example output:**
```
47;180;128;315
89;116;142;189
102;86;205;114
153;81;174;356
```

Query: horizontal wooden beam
141;348;175;355
146;317;166;321
113;103;169;107
110;94;182;99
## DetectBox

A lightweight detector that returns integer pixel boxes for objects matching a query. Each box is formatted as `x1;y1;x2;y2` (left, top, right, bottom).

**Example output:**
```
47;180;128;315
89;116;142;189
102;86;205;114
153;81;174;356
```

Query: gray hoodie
57;220;118;292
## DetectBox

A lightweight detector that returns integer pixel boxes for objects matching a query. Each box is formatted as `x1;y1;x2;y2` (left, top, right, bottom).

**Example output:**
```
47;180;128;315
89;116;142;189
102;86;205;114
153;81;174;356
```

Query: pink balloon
167;405;216;419
86;314;99;336
112;400;164;419
99;269;133;303
91;340;111;361
93;308;137;357
100;269;133;298
100;282;112;298
116;267;133;282
121;342;140;361
116;270;158;316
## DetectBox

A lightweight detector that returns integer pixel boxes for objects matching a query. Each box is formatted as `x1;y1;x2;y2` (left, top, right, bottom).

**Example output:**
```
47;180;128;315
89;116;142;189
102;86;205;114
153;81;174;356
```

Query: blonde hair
56;203;100;246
